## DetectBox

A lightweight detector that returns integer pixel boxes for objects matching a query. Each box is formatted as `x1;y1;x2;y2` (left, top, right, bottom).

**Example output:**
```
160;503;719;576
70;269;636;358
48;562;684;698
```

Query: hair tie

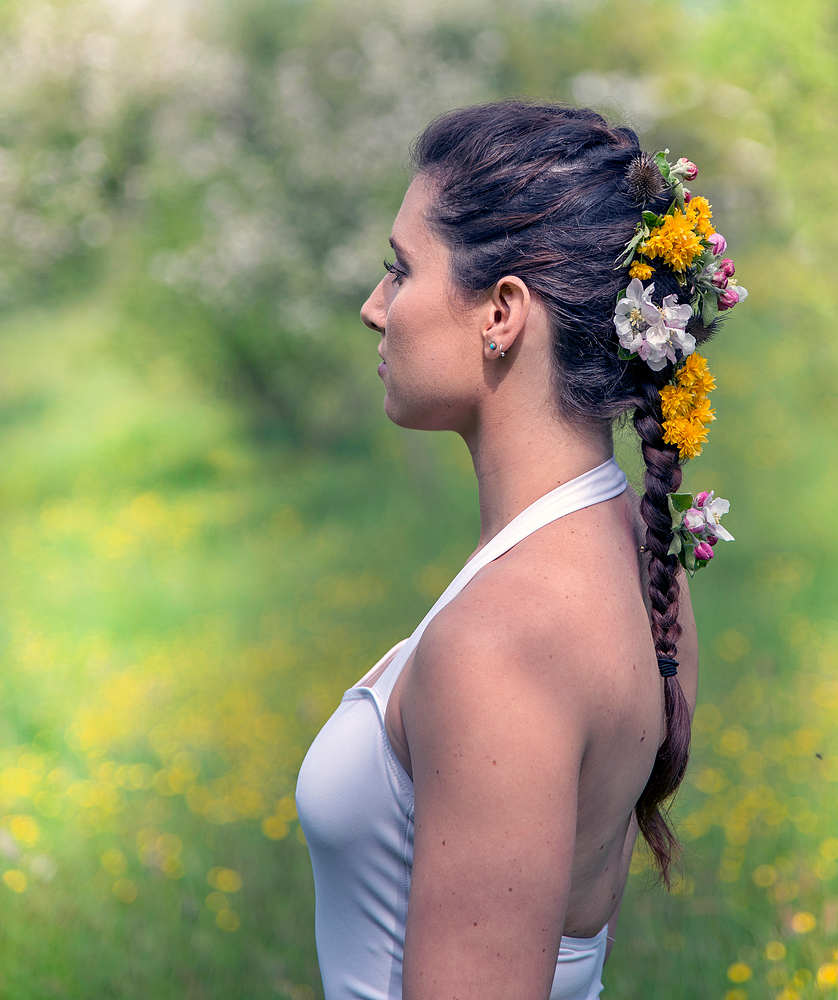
657;657;678;678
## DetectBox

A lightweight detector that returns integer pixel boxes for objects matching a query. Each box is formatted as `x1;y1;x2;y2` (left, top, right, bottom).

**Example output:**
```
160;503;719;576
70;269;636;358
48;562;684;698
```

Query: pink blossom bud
711;271;729;289
694;541;714;561
708;234;727;255
695;491;711;508
707;534;718;546
684;509;706;533
718;288;740;311
719;258;736;278
683;188;692;204
678;157;698;181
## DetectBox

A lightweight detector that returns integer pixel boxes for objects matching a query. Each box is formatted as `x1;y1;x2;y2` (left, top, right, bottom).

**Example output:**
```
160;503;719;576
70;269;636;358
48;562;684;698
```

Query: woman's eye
383;259;407;284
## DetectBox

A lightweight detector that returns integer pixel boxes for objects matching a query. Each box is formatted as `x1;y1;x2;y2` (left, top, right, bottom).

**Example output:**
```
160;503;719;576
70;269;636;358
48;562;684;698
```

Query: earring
489;342;497;351
499;343;506;358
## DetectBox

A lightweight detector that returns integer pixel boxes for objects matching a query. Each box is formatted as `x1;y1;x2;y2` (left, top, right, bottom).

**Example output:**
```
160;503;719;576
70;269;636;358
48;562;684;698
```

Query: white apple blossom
613;278;695;371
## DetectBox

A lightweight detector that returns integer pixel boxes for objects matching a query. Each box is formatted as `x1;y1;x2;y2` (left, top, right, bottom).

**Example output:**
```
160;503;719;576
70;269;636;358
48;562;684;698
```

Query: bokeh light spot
215;908;240;932
790;911;816;934
765;941;786;961
2;869;27;893
100;848;128;876
727;962;752;983
112;879;137;903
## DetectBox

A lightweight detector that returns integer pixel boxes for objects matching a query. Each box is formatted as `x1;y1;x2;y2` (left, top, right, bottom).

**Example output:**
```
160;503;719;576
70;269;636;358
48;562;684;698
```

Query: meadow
0;0;836;997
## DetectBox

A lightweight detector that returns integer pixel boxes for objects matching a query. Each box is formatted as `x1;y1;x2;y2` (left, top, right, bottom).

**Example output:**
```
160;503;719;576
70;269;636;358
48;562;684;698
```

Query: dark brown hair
412;100;717;884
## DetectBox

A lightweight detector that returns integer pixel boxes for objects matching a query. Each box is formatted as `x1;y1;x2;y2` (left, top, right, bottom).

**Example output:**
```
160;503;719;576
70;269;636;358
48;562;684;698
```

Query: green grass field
0;0;836;992
0;270;836;999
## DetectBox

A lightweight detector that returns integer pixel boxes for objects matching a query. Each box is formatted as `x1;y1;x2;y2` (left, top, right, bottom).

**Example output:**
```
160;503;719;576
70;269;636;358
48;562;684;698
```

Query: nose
361;279;386;334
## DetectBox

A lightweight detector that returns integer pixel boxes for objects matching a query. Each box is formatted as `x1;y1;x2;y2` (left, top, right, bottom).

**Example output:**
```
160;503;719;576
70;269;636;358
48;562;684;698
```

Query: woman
296;101;740;1000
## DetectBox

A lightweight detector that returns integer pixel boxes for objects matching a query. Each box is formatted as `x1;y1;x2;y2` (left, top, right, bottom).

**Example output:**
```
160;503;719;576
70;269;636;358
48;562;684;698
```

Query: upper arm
400;613;587;1000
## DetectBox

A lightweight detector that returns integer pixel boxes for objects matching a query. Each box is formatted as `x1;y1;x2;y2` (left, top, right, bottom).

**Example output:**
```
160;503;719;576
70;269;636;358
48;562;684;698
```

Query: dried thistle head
627;152;666;205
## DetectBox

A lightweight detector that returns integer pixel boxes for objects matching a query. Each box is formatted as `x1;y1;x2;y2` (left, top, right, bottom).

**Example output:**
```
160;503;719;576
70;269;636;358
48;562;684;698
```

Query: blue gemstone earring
489;342;497;351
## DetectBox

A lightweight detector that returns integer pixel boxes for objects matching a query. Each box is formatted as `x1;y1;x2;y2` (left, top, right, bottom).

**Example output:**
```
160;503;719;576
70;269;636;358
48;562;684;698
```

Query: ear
481;276;531;359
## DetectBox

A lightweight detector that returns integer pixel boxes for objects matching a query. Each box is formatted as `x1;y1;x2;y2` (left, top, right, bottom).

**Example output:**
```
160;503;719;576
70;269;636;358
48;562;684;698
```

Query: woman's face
361;175;487;433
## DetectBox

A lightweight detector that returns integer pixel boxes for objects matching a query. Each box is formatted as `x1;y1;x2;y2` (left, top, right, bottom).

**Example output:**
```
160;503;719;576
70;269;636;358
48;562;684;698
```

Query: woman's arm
400;608;589;1000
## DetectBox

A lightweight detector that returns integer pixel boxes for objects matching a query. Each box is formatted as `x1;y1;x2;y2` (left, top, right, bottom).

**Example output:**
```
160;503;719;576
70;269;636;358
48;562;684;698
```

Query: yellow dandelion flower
660;384;694;420
629;259;655;280
687;195;716;237
676;353;716;393
690;397;716;425
662;416;709;460
640;211;704;272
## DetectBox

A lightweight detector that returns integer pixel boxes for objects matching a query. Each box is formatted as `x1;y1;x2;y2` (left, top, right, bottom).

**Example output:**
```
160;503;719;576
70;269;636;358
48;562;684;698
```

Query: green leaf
654;150;671;183
667;533;682;557
617;347;637;361
616;228;645;267
668;493;693;517
701;293;719;326
642;211;663;228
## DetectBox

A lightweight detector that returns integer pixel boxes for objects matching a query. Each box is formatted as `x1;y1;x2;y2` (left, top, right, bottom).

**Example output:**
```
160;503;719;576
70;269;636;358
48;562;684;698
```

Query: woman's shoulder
408;511;658;725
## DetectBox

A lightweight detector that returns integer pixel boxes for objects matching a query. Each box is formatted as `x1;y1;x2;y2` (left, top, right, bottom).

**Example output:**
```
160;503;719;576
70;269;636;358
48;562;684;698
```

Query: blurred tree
0;0;832;445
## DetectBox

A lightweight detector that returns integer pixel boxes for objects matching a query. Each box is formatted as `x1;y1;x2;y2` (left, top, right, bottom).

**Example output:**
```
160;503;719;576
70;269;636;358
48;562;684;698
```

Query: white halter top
296;458;627;1000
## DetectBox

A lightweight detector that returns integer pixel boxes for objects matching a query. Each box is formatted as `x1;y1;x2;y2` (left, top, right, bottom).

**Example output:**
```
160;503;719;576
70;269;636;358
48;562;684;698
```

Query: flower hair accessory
667;490;734;576
614;152;742;572
613;150;747;374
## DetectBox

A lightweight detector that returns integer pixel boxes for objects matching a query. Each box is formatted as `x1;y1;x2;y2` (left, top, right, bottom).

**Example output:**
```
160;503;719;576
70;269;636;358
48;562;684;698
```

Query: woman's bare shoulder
406;520;657;727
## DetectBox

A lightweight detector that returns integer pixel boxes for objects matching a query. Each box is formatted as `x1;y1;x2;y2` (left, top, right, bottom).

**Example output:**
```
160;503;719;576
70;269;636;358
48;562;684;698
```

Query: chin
383;394;465;434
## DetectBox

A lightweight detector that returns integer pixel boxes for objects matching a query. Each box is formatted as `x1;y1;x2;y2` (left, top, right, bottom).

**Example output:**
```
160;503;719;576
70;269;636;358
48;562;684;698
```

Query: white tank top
296;458;627;1000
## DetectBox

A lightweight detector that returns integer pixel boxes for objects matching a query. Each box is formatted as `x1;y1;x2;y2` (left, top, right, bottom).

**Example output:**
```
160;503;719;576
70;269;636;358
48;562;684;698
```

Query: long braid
632;376;693;884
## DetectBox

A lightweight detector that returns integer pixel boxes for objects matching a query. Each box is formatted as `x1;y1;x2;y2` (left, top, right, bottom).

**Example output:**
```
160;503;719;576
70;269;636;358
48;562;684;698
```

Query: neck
463;397;614;552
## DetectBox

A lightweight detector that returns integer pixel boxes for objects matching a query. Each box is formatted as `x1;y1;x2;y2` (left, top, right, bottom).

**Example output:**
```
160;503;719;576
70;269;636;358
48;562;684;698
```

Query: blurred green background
0;0;835;997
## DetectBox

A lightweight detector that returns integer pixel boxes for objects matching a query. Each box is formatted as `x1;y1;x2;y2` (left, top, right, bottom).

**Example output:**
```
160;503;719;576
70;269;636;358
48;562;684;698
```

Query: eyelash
383;258;407;284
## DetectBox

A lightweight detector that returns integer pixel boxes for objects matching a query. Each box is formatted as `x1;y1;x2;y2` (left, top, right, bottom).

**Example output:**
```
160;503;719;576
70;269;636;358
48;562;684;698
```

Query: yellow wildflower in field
818;964;838;987
765;941;787;961
640;209;704;272
2;869;27;893
791;911;817;934
727;962;752;983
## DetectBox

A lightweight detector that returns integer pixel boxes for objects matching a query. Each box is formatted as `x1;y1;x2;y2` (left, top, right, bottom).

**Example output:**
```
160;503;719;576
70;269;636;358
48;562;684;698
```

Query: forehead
390;174;438;255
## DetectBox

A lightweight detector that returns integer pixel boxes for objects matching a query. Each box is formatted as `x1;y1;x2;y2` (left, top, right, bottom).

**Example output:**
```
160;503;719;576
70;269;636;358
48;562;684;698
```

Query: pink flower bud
694;541;714;561
711;271;729;289
695;491;711;508
718;288;740;311
707;534;718;546
719;258;736;278
708;234;727;255
683;188;692;204
684;509;706;533
678;157;698;181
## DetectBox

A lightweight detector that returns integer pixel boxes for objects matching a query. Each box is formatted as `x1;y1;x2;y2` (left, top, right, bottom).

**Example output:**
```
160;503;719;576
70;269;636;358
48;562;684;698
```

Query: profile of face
360;175;490;434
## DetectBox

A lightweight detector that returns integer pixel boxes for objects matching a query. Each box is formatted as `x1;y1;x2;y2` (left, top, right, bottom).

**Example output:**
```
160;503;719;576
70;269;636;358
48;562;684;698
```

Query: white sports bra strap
373;457;627;704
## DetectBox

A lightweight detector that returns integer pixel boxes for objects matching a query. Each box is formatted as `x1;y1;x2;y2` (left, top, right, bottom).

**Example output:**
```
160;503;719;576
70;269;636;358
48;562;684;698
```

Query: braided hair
412;100;717;884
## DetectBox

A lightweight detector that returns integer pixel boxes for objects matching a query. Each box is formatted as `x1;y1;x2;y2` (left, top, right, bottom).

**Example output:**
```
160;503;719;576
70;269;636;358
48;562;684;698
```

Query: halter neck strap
373;457;627;704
